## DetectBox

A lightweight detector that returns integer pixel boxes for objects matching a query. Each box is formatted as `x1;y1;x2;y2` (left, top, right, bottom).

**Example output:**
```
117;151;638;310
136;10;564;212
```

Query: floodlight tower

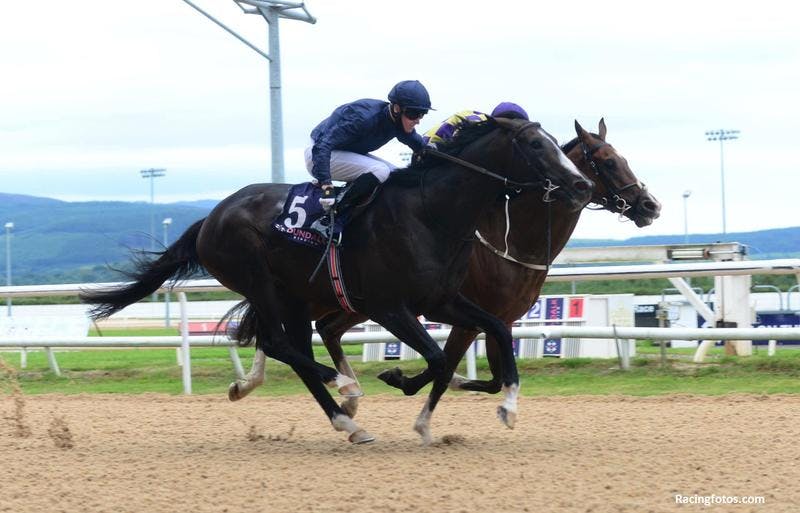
141;168;166;251
4;222;12;316
682;190;691;244
705;129;739;235
181;0;316;183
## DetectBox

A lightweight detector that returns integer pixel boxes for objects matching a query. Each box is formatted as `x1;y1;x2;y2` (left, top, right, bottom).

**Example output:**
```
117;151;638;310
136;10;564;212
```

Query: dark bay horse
81;118;593;444
312;119;661;415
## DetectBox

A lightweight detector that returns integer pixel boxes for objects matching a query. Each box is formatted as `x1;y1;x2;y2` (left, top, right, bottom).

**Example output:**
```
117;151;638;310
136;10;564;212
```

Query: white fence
2;257;800;394
3;323;800;394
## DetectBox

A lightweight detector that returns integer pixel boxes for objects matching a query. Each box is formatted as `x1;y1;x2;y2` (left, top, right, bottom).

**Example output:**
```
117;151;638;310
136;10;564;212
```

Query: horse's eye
604;159;616;170
530;140;543;150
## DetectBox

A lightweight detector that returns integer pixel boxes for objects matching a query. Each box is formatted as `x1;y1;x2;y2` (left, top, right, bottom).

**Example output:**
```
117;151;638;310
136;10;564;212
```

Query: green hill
0;192;798;285
0;193;212;284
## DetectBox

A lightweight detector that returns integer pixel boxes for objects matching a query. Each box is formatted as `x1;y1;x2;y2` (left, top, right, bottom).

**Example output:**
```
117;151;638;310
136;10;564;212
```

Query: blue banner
543;338;561;357
753;312;800;345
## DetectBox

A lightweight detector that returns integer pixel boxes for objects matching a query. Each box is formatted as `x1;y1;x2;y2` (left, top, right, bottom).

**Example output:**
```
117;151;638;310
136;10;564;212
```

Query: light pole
140;168;166;251
4;222;12;316
181;0;316;183
682;190;691;244
162;218;172;327
705;129;739;235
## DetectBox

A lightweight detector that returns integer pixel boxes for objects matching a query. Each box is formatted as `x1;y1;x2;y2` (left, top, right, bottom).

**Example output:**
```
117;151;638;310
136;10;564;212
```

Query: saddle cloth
272;182;345;249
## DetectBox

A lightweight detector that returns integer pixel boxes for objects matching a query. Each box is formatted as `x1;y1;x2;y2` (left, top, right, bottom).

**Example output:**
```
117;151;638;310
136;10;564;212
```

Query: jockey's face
400;112;420;133
392;104;423;133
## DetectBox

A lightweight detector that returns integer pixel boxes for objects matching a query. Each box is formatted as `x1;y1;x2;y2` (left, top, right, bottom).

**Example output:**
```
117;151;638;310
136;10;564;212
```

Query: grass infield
0;327;798;396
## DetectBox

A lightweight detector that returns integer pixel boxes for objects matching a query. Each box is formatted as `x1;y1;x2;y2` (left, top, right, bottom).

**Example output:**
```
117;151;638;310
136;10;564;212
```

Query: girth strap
327;245;356;313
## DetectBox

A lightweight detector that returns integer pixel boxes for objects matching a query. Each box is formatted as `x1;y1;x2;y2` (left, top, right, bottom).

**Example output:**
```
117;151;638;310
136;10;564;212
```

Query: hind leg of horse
233;287;372;443
426;294;519;429
227;285;346;401
369;308;449;445
316;312;367;418
229;348;268;401
228;329;344;402
281;298;374;443
280;301;359;398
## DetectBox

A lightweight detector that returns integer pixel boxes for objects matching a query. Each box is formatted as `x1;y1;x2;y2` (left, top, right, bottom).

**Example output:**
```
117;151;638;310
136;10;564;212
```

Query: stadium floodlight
181;0;316;183
705;129;740;235
141;168;166;252
4;222;13;316
163;217;173;327
682;190;691;244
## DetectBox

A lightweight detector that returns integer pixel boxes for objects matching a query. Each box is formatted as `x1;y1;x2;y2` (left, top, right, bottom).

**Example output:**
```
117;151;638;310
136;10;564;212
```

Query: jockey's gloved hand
319;184;335;211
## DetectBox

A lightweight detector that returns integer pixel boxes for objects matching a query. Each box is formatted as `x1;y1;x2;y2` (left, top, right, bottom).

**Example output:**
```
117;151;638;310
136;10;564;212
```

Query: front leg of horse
228;349;266;401
369;308;449;444
429;294;520;430
460;308;519;428
377;367;433;396
449;331;504;394
496;383;520;429
413;398;434;446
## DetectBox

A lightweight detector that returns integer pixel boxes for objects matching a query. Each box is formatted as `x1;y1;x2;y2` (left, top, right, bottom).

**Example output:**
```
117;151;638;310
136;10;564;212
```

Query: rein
422;121;558;192
423;147;547;191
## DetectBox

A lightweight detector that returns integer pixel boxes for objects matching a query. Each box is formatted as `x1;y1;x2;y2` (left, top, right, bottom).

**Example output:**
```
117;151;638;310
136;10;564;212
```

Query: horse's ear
598;118;607;140
574;119;589;142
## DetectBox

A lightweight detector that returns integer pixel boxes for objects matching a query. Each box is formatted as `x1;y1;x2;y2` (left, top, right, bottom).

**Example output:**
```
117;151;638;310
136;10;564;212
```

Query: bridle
580;140;644;220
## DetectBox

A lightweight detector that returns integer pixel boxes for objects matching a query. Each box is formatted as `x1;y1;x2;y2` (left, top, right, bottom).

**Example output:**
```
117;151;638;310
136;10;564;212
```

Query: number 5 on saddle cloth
272;182;344;247
272;181;379;248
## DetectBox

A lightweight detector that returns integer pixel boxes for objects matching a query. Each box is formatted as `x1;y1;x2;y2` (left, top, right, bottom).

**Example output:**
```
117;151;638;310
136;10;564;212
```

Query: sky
1;0;798;240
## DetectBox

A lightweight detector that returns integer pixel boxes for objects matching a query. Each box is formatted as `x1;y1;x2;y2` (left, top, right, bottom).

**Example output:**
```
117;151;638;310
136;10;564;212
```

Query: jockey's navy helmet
491;102;529;121
388;80;433;110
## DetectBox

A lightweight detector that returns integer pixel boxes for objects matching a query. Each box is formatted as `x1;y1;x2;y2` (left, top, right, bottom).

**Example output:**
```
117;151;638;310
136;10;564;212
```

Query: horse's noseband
542;179;559;203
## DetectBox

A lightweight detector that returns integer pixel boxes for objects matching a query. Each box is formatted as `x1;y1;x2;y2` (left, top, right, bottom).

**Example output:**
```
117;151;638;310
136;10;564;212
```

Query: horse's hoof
413;421;433;446
377;367;403;387
338;382;364;398
496;406;517;429
449;373;469;391
348;430;375;444
340;397;359;418
228;382;242;402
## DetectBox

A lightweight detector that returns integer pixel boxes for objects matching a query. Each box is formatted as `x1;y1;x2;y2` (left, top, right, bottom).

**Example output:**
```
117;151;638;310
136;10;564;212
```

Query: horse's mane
560;133;602;154
386;119;501;187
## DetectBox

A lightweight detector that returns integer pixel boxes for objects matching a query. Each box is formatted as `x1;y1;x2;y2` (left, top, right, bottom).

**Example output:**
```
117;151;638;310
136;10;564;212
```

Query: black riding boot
335;173;381;220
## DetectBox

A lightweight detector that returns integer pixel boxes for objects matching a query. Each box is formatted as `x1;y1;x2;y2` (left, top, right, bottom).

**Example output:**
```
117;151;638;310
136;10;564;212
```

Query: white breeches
305;142;397;184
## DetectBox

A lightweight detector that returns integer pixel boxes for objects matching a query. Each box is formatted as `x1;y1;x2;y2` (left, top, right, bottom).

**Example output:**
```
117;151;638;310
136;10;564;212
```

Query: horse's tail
80;219;206;319
218;299;259;347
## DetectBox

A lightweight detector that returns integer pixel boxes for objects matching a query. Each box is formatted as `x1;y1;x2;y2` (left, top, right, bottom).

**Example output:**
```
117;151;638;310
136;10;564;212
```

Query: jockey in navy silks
423;101;529;147
304;80;433;225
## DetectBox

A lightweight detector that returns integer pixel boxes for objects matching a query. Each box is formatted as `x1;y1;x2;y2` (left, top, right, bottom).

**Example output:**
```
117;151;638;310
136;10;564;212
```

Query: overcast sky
1;0;797;240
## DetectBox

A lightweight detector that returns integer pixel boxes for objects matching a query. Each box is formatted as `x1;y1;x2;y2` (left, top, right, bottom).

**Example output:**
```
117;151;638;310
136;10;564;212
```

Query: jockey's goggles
402;107;428;120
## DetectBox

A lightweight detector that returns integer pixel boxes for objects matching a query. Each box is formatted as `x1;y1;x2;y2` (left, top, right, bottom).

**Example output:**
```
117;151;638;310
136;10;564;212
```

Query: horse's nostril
574;180;591;192
643;200;660;212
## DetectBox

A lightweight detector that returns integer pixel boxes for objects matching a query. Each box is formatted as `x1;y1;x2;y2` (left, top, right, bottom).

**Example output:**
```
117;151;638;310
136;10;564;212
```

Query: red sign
568;297;584;318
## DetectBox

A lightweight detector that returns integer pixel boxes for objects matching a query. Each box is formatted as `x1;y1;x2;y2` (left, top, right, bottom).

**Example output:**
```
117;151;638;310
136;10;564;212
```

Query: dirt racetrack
1;393;798;513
